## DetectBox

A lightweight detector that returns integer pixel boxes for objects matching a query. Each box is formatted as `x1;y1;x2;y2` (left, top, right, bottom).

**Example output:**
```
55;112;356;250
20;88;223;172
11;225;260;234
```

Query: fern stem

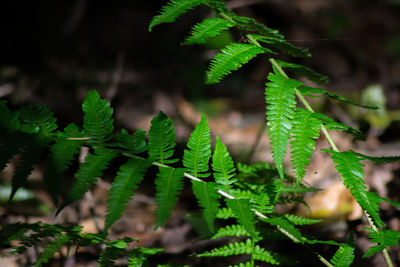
67;137;91;140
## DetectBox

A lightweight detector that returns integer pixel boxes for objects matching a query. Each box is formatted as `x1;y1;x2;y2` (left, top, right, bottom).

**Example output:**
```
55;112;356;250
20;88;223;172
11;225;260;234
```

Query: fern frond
0;101;18;131
290;108;321;184
148;111;178;164
248;33;311;58
35;234;70;267
205;0;230;13
250;189;275;214
354;152;400;164
43;124;83;205
206;43;265;84
252;244;295;265
105;158;151;232
115;128;147;154
330;244;355;267
323;150;385;228
192;180;220;232
226;198;257;238
265;72;302;178
10;135;50;201
263;216;303;243
82;90;114;144
231;15;283;39
212;136;237;192
212;224;250;239
275;60;329;84
197;239;254;257
310;112;364;140
298;86;378;109
149;0;205;31
60;148;118;213
283;214;322;225
183;114;211;177
154;167;185;228
183;17;235;45
363;229;400;257
0;132;32;172
216;207;235;219
18;104;58;135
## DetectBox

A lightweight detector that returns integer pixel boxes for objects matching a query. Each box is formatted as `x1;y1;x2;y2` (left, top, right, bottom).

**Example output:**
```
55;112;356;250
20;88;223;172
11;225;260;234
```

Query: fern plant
0;0;400;266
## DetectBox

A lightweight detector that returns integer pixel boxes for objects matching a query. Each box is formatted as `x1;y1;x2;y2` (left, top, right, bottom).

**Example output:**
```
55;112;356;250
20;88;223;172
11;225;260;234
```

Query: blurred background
1;0;400;266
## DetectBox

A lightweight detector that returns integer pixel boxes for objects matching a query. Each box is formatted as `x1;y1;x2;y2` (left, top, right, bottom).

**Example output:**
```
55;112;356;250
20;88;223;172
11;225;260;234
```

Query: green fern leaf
0;132;32;172
263;216;303;243
216;207;235;219
115;128;147;154
183;17;235;45
59;148;118;213
298;86;378;109
363;228;400;258
310;112;364;140
252;244;295;265
323;150;385;228
275;60;329;84
192;180;220;232
212;136;237;192
149;0;205;31
331;244;355;267
205;0;230;13
35;234;70;267
154;167;185;228
354;152;400;164
265;72;302;178
82;90;114;144
226;198;257;238
212;224;250;239
10;135;50;201
283;214;322;225
105;158;151;232
0;101;18;131
290;108;321;184
232;15;283;39
206;43;265;84
248;33;311;58
43;125;83;205
18;104;58;135
148;111;178;164
197;239;254;257
183;114;211;177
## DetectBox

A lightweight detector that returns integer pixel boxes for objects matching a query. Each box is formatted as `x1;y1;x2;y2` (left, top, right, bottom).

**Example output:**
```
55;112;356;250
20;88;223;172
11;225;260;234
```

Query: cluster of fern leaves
1;0;400;266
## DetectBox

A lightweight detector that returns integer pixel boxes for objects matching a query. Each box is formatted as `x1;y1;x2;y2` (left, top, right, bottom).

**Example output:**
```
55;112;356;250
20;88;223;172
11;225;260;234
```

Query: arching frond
206;43;265;84
331;244;355;267
252;244;295;265
283;214;322;225
212;224;250;239
216;207;235;219
0;131;31;172
197;239;255;257
148;111;178;164
59;148;118;213
298;86;378;109
363;229;400;257
18;104;58;135
248;33;311;58
115;128;147;154
149;0;205;32
154;167;185;228
183;114;211;177
226;198;257;238
82;90;114;144
10;135;49;201
183;17;235;45
105;158;151;232
265;71;302;178
212;136;237;192
43;124;83;205
323;150;385;228
275;60;329;84
290;108;321;184
231;15;283;39
192;180;220;232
